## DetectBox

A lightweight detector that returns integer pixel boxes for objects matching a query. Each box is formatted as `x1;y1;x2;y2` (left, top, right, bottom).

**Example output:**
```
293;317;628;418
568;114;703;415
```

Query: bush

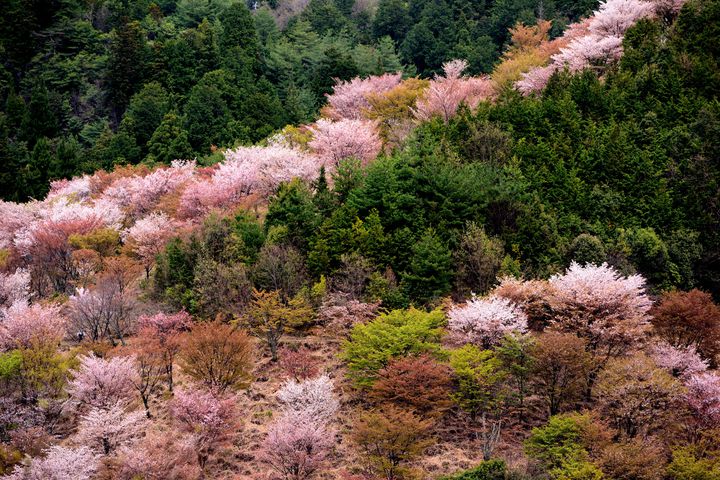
524;413;591;471
342;307;445;388
438;459;508;479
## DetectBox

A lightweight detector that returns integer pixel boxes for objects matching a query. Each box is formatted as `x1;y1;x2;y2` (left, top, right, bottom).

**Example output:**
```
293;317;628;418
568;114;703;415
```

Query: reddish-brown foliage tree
278;346;321;381
530;331;592;416
137;311;190;391
597;440;666;480
651;289;720;367
492;277;556;331
352;405;433;480
178;322;254;392
369;354;453;417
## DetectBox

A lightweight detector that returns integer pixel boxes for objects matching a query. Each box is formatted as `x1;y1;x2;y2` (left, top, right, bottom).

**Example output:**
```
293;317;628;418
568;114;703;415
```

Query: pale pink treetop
116;429;201;480
0;201;35;249
137;310;192;337
684;372;720;430
170;386;238;455
325;72;403;120
650;342;708;380
447;295;528;348
262;411;335;480
1;445;100;480
0;301;66;349
515;65;558;96
66;354;137;410
414;59;494;122
75;403;146;454
179;146;318;217
0;269;31;307
308;118;383;167
276;374;339;423
589;0;656;37
101;160;195;216
13;197;123;256
548;262;651;355
124;212;180;270
46;176;93;202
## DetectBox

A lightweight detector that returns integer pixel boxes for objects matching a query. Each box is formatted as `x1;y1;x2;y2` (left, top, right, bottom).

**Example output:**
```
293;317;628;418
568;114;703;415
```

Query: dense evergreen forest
0;0;720;478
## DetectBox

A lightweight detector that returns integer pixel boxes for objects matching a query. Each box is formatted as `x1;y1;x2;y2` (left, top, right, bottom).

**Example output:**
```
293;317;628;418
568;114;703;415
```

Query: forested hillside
1;0;720;478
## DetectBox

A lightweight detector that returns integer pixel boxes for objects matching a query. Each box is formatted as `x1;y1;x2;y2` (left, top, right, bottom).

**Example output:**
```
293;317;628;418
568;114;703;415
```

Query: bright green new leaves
342;308;445;388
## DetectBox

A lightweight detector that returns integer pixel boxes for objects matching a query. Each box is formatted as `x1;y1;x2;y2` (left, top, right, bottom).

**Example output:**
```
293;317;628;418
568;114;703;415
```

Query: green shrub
342;307;445;388
438;459;508;480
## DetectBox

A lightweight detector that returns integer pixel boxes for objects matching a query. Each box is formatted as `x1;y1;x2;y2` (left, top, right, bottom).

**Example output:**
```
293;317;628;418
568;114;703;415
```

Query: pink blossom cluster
308;118;383;167
516;0;674;94
137;310;192;336
324;72;403;120
0;268;31;307
0;201;35;249
265;374;338;478
683;372;720;430
262;411;335;480
548;262;652;351
2;445;100;480
447;295;528;348
0;302;66;349
12;197;123;257
75;403;146;454
123;212;182;271
414;60;494;122
650;342;708;380
179;145;319;217
46;176;93;202
170;386;238;464
549;262;652;320
66;354;137;410
101;160;195;217
276;374;339;423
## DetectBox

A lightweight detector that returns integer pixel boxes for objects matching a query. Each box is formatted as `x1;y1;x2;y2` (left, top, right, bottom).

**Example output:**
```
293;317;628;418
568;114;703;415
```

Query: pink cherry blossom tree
650;342;708;380
324;72;403;120
0;201;34;250
123;212;180;278
46;176;92;202
75;403;146;454
588;0;656;37
0;302;66;349
3;445;100;480
414;59;494;123
262;411;335;480
170;386;239;469
116;429;201;480
548;262;652;363
179;146;318;217
0;269;31;308
66;354;137;410
447;295;528;348
101;160;195;217
308;119;383;168
276;374;339;423
684;372;720;433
